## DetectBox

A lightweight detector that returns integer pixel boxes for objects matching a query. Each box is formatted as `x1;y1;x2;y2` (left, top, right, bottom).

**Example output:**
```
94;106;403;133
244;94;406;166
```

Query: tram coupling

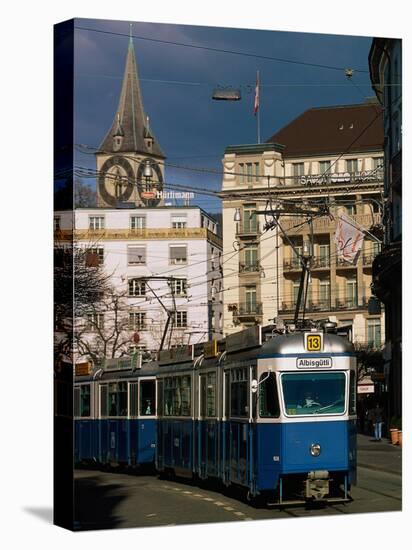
305;470;330;501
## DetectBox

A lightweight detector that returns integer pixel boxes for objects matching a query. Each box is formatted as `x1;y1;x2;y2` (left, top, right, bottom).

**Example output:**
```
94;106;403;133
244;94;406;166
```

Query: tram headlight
310;443;321;457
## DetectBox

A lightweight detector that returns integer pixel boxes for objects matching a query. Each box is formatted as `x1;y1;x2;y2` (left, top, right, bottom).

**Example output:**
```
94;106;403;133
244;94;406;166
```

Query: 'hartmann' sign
297;357;333;369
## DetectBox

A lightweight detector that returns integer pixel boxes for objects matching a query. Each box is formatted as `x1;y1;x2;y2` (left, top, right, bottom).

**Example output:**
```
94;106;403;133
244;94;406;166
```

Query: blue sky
74;18;374;212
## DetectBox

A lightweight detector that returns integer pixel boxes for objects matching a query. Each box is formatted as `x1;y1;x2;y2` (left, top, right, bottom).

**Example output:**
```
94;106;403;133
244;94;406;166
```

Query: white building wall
55;207;222;358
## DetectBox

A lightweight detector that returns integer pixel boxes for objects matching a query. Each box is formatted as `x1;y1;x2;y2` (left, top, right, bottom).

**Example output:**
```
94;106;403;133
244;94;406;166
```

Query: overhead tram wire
75;26;371;74
72;106;388;288
76;72;391;89
75;139;385;205
75;163;338;207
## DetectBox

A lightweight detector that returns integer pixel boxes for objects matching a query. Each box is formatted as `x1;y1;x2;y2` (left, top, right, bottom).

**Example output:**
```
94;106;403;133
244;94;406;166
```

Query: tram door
228;366;249;485
138;378;156;464
198;371;218;478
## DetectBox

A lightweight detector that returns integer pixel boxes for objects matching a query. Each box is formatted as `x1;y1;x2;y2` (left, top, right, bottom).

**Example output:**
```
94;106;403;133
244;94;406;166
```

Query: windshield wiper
314;399;343;413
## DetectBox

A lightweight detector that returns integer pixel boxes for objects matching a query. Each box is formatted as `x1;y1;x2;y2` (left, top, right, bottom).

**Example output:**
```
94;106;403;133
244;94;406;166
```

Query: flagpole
257;70;261;144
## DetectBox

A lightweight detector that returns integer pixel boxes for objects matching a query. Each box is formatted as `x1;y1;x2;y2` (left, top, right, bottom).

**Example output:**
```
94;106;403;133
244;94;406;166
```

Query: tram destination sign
296;357;333;369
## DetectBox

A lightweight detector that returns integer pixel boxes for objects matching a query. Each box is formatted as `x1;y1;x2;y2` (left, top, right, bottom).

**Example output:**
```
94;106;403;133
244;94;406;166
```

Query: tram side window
164;378;174;415
80;384;91;417
201;372;216;417
349;370;356;415
224;371;230;418
259;373;280;418
100;382;128;417
140;380;156;416
230;367;249;417
129;382;138;417
164;375;191;416
100;385;108;417
74;387;80;417
75;385;91;417
157;380;163;416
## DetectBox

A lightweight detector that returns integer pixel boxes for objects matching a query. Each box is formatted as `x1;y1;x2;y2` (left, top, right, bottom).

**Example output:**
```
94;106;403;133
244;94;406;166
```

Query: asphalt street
74;452;402;530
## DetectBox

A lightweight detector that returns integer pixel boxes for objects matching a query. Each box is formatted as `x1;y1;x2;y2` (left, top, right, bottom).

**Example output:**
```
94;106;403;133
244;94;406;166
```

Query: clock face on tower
98;156;135;207
136;158;164;206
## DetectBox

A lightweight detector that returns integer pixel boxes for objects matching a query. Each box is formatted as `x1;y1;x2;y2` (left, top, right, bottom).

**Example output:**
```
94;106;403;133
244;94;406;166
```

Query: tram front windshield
281;372;346;415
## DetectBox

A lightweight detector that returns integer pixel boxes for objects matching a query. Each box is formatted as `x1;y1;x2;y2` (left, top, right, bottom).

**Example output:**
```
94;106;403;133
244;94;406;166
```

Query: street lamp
234;208;241;222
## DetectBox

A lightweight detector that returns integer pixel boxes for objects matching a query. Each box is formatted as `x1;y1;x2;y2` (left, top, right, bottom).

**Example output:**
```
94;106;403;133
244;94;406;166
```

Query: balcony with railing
288;168;384;188
283;258;302;272
362;252;380;267
231;302;263;319
335;297;369;310
284;256;330;272
280;300;331;314
239;262;261;274
236;221;260;238
280;296;369;314
282;213;381;233
311;256;330;270
336;257;358;268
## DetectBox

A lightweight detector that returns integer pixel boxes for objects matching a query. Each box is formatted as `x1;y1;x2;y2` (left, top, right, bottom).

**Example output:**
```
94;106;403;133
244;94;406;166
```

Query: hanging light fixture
143;159;153;179
212;87;241;101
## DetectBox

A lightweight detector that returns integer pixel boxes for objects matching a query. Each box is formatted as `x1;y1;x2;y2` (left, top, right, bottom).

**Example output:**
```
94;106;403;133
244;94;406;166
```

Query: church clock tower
96;30;166;207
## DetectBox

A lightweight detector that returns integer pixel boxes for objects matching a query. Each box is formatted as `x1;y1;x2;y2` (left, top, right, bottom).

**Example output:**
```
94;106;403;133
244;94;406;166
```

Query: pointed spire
99;28;165;158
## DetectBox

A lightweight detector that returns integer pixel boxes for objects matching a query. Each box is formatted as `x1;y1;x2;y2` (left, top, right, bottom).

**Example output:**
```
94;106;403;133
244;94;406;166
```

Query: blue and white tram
74;360;158;468
247;328;357;504
156;326;356;505
74;323;356;505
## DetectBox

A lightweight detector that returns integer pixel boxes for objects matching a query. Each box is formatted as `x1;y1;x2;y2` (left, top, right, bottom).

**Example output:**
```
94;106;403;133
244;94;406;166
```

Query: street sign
357;384;375;394
141;191;156;200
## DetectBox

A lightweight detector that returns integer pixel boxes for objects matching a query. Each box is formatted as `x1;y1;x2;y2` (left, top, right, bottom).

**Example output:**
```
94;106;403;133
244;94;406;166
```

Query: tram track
355;484;402;502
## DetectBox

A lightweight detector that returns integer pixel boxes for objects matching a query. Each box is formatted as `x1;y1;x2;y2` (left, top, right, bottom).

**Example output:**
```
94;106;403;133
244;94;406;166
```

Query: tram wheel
246;490;265;508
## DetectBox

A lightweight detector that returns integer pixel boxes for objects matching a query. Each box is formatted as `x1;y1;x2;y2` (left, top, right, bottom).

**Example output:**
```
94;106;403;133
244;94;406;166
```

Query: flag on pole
334;213;364;264
254;71;260;115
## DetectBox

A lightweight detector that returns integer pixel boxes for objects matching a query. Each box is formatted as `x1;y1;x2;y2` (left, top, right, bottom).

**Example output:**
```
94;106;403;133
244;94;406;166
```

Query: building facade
55;207;223;357
56;34;223;363
220;102;385;349
369;38;402;419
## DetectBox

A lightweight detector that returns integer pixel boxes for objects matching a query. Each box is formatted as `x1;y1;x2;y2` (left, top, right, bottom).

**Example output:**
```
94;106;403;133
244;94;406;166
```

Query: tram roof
75;361;159;382
257;332;354;357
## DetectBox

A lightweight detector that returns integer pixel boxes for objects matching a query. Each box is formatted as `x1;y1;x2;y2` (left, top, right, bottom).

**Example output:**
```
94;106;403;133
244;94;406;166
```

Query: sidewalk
357;434;402;476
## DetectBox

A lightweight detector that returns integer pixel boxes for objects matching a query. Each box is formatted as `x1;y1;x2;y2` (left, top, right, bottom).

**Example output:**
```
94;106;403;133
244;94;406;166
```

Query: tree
54;240;112;362
75;178;96;208
74;287;132;364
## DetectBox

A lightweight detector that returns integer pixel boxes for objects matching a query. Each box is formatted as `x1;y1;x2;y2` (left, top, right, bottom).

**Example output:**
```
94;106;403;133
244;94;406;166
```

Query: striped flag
254;71;260;115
